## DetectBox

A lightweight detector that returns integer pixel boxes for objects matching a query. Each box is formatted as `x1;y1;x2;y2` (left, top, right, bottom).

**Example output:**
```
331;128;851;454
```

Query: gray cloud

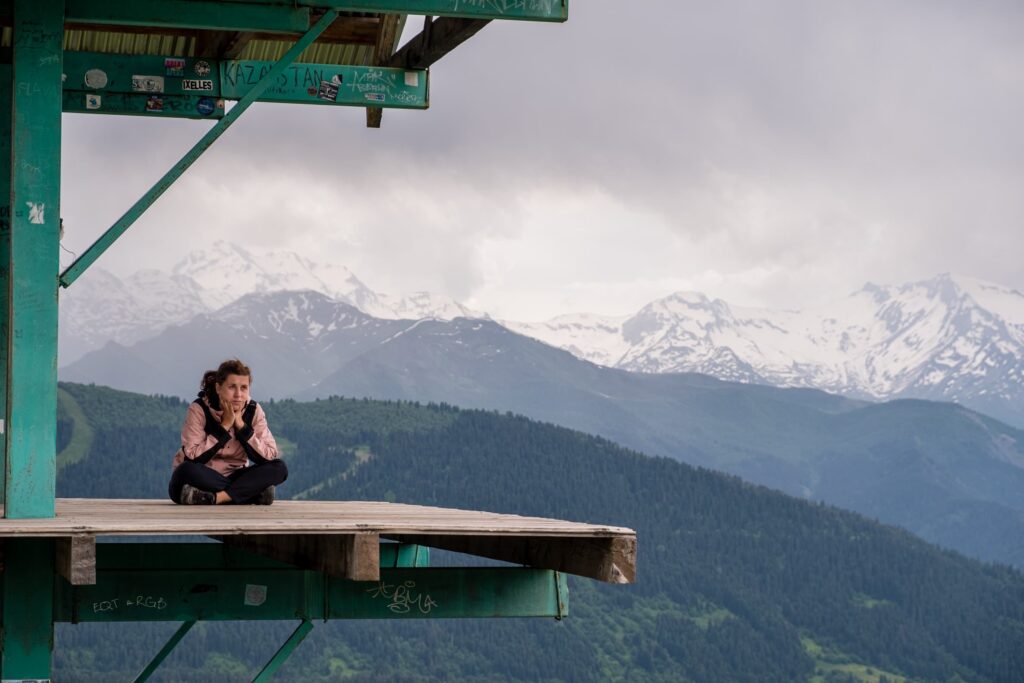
61;0;1024;317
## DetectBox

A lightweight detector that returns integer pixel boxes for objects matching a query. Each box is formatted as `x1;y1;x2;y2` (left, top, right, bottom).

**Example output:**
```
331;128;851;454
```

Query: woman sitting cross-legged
169;358;288;505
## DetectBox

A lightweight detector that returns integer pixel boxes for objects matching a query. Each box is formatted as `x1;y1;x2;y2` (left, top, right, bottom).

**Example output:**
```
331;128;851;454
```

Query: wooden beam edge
56;534;97;585
213;532;381;581
388;533;637;585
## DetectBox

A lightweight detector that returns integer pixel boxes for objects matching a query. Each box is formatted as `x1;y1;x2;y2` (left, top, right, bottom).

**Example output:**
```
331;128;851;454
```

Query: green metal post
251;620;314;683
133;621;196;683
0;62;10;508
59;8;338;288
0;539;56;680
4;0;64;518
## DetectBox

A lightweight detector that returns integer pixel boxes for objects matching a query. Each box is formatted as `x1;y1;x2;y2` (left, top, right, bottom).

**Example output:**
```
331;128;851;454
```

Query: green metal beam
65;0;311;32
221;60;428;109
56;562;568;622
63;91;227;119
213;0;567;22
7;0;565;25
92;540;429;571
60;51;428;114
0;539;56;680
252;620;314;683
0;63;9;509
58;8;338;289
4;0;63;519
64;51;225;97
335;0;566;21
340;568;569;620
132;620;196;683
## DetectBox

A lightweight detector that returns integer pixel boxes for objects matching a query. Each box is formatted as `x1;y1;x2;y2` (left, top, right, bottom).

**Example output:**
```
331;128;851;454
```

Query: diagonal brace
252;619;314;682
58;9;339;289
133;620;196;683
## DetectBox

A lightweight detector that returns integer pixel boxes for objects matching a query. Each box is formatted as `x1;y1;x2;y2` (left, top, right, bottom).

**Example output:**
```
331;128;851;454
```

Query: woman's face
216;373;250;410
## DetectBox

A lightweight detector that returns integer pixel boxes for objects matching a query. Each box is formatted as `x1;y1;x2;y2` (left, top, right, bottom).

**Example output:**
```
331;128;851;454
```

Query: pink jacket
173;398;279;476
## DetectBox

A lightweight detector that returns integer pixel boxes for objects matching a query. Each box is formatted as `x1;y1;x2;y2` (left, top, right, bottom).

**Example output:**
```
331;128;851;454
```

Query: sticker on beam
63;91;226;119
221;60;428;109
64;52;222;96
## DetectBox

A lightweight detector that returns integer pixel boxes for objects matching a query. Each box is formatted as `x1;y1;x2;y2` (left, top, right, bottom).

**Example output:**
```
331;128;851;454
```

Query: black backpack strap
191;398;229;464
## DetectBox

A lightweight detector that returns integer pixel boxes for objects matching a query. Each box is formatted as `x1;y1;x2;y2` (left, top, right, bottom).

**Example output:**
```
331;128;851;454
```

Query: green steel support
55;542;567;622
221;60;428;109
65;0;311;32
4;0;64;519
0;539;56;680
0;62;9;508
132;620;196;683
213;0;568;22
251;620;314;683
58;8;339;289
59;51;428;115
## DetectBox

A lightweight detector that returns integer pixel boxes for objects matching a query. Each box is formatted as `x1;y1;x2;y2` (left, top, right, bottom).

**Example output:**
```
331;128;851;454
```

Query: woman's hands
218;390;246;430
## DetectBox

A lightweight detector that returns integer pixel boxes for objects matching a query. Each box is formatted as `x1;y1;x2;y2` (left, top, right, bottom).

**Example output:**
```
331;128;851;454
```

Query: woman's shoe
180;484;215;505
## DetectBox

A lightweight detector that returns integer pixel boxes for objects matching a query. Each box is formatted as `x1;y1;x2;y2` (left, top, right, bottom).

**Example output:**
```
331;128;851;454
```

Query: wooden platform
0;499;637;585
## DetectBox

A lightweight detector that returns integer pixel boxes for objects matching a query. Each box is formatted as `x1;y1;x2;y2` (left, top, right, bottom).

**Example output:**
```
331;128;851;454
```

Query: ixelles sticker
181;78;214;92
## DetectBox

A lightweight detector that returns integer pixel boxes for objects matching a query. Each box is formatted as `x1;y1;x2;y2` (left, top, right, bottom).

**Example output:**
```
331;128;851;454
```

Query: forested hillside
55;383;1024;682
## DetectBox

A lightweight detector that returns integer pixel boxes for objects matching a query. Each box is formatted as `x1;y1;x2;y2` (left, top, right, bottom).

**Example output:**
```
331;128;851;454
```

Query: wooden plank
385;15;490;70
194;17;380;58
390;533;637;584
216;532;380;581
366;11;403;128
194;29;255;59
0;500;636;548
55;534;96;585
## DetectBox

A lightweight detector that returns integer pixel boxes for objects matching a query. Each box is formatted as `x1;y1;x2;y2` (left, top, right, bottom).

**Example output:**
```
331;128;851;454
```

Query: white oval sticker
84;68;108;89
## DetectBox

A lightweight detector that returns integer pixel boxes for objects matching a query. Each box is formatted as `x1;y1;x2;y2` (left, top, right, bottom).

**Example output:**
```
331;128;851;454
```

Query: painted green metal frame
0;63;9;507
65;0;311;32
57;542;566;682
5;0;63;521
0;539;57;680
2;0;568;26
60;51;429;115
133;619;196;683
58;550;569;622
252;620;315;683
59;8;339;289
337;0;566;21
0;0;571;679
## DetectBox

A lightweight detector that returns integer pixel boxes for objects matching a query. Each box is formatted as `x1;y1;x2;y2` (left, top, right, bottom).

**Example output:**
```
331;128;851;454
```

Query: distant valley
62;292;1024;569
53;384;1024;682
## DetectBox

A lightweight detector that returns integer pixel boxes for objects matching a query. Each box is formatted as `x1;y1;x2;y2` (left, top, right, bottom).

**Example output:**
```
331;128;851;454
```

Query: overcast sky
59;0;1024;321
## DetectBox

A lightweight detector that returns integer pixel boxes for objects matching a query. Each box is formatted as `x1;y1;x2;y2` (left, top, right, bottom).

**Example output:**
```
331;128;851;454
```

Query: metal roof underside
1;12;403;66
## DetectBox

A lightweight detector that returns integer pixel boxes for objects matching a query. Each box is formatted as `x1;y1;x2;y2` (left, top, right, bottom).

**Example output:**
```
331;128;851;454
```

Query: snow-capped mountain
59;268;211;365
58;241;483;365
505;274;1024;426
58;240;1024;426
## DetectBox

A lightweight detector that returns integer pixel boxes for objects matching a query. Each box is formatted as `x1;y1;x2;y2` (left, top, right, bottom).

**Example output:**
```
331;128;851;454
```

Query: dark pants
168;459;288;504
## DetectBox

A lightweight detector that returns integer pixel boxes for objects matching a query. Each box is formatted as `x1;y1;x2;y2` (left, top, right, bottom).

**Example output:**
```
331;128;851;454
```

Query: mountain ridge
59;243;1024;426
61;308;1024;569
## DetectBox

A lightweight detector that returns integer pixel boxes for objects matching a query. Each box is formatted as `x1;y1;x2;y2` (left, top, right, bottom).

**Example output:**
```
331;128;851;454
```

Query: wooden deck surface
0;499;635;539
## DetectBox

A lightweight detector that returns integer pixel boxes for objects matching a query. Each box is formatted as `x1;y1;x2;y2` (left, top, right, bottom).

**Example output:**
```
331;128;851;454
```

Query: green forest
53;383;1024;682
